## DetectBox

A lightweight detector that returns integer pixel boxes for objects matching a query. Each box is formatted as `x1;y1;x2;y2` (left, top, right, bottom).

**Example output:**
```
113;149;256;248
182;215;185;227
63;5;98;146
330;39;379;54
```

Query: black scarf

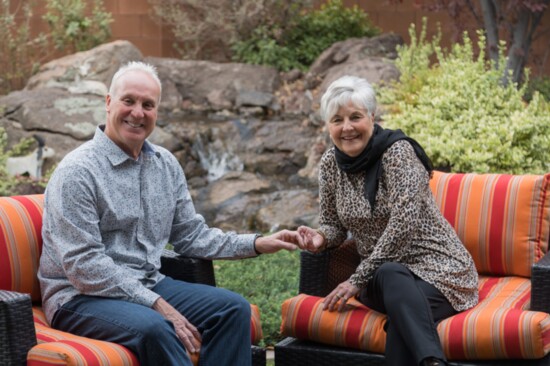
334;124;433;209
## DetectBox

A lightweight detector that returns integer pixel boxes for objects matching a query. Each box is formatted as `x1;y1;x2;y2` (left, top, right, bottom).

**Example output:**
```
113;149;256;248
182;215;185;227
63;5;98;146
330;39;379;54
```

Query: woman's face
327;101;374;157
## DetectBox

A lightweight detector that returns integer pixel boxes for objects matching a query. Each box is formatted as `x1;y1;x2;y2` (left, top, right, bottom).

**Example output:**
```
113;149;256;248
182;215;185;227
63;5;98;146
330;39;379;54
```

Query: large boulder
306;33;403;89
0;88;104;140
25;40;143;94
147;57;281;112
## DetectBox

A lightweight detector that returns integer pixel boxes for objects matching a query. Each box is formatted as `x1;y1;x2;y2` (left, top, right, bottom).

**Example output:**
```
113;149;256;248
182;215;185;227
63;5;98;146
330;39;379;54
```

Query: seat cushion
30;304;263;365
29;311;140;366
0;195;44;302
281;276;550;360
430;171;550;277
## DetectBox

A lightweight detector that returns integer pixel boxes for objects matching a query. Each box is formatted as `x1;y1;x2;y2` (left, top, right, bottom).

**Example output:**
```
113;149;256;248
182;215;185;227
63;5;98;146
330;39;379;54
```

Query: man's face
105;70;160;159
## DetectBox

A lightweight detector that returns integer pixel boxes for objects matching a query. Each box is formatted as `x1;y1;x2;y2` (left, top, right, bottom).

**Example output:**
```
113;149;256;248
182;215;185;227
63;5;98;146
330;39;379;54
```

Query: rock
306;33;403;89
255;189;319;232
235;90;274;108
146;57;281;112
281;69;303;83
0;88;105;140
148;126;182;152
318;57;400;96
26;40;143;92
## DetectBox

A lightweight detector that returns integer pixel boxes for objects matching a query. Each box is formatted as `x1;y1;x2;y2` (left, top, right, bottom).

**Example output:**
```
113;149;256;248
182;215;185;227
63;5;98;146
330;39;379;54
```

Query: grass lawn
214;249;301;346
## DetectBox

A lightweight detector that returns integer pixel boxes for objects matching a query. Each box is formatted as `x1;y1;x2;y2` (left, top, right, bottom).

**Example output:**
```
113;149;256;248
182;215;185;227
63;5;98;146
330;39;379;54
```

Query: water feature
193;126;244;182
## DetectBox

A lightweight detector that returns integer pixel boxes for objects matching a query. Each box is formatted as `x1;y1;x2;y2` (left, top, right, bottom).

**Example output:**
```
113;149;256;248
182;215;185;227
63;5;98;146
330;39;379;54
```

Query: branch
465;0;485;28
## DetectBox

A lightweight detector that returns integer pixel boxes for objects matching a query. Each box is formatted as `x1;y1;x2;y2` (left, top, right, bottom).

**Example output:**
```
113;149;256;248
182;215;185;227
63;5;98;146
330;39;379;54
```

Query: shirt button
143;263;155;273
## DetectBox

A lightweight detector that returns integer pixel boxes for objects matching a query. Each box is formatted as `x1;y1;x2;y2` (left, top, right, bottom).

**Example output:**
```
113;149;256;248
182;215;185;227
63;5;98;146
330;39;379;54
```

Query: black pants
358;262;456;366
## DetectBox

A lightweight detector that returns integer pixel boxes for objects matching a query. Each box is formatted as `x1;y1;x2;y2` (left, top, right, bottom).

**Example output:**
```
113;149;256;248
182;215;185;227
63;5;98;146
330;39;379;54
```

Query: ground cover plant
214;249;300;346
380;20;550;174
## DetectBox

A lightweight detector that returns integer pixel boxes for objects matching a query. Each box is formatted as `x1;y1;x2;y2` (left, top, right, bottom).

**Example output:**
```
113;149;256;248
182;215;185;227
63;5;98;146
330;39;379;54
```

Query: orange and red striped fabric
429;171;550;277
281;171;550;360
0;195;44;301
281;294;387;353
250;304;264;344
1;195;264;365
282;278;550;360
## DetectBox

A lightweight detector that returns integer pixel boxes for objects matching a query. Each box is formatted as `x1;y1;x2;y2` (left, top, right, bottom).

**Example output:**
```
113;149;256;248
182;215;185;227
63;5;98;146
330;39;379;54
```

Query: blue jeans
51;276;252;366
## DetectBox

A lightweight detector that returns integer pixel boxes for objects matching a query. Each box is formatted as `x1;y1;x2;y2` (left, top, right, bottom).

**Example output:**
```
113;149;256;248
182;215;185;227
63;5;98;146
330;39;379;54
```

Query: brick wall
18;0;550;75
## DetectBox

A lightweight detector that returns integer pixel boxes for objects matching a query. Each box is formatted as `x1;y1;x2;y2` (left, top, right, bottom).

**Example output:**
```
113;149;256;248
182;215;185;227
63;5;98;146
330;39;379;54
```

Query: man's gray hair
320;75;377;122
108;61;162;102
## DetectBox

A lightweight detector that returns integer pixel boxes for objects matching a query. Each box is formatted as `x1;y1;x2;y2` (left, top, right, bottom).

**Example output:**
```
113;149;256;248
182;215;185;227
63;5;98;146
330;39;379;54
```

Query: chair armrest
160;249;216;287
0;290;37;365
531;250;550;313
299;240;360;297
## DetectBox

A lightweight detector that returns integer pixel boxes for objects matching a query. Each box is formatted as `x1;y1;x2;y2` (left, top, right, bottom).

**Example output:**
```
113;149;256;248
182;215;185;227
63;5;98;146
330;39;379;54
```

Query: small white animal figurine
6;135;56;180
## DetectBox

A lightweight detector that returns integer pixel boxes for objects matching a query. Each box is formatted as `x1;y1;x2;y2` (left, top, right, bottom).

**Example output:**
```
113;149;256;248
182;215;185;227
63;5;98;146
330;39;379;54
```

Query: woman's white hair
108;61;162;102
320;75;376;122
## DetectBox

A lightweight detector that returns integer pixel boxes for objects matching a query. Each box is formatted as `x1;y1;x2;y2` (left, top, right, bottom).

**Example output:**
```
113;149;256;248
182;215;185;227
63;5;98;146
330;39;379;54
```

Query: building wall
20;0;550;76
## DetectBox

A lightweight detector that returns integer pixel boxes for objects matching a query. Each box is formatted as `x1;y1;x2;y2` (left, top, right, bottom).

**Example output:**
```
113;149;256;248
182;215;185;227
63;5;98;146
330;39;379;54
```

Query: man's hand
297;226;326;253
153;297;202;353
254;230;305;254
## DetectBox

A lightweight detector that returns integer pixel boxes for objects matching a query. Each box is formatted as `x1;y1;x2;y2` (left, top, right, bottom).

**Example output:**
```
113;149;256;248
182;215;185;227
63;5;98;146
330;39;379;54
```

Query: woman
298;75;478;366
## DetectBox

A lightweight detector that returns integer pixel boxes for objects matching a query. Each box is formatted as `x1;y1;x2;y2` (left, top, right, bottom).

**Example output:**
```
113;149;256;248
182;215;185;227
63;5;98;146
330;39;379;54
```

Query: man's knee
225;290;251;320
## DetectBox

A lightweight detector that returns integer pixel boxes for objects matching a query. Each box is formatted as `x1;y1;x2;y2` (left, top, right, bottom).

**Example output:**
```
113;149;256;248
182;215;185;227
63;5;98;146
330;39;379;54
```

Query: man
38;61;303;365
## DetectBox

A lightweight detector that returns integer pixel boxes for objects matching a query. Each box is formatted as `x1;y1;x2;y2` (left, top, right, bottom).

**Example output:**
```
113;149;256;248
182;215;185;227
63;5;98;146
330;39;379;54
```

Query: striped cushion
29;320;140;366
250;304;264;344
0;195;44;302
0;194;263;364
281;294;386;353
281;276;550;360
30;303;261;365
429;171;550;277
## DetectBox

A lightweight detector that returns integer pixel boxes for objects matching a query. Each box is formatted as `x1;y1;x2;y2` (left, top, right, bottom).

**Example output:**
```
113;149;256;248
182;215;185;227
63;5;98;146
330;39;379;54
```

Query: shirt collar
94;125;158;166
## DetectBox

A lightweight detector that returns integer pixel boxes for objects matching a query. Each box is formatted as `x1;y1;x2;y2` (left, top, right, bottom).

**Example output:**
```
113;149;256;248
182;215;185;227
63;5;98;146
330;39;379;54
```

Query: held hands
254;229;305;254
324;280;360;312
153;297;202;353
297;226;326;253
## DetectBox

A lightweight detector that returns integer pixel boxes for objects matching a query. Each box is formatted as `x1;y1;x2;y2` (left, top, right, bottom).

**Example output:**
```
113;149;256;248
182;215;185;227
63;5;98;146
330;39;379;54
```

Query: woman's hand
323;280;360;312
254;229;305;254
297;226;326;253
153;297;202;353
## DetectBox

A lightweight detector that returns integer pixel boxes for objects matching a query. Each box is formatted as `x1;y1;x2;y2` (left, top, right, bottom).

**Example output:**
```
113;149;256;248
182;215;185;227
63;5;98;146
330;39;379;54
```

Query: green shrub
232;0;379;71
380;20;550;174
43;0;112;53
0;0;49;94
148;0;310;62
214;250;300;346
525;76;550;102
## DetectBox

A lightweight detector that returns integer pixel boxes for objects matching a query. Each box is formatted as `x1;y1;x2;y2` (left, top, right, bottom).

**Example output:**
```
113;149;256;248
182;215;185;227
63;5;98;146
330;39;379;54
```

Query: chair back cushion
429;172;550;277
0;195;44;302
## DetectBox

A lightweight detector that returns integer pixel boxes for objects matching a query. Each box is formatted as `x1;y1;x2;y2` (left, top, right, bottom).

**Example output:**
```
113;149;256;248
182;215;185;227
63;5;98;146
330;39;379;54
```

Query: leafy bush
525;76;550;102
0;0;49;94
214;250;300;346
43;0;113;53
380;20;550;174
148;0;310;62
232;0;379;71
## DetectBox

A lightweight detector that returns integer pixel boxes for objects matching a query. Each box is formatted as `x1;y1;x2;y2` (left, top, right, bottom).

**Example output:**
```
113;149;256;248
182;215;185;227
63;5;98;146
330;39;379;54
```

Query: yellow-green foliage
0;128;16;195
380;20;550;174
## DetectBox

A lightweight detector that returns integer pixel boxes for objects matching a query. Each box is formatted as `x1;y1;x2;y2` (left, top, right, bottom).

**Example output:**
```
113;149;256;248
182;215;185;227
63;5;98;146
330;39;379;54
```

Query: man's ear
106;94;112;112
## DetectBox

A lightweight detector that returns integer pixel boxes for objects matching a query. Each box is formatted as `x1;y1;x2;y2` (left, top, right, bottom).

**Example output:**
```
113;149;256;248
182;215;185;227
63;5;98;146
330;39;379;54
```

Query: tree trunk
480;0;499;66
